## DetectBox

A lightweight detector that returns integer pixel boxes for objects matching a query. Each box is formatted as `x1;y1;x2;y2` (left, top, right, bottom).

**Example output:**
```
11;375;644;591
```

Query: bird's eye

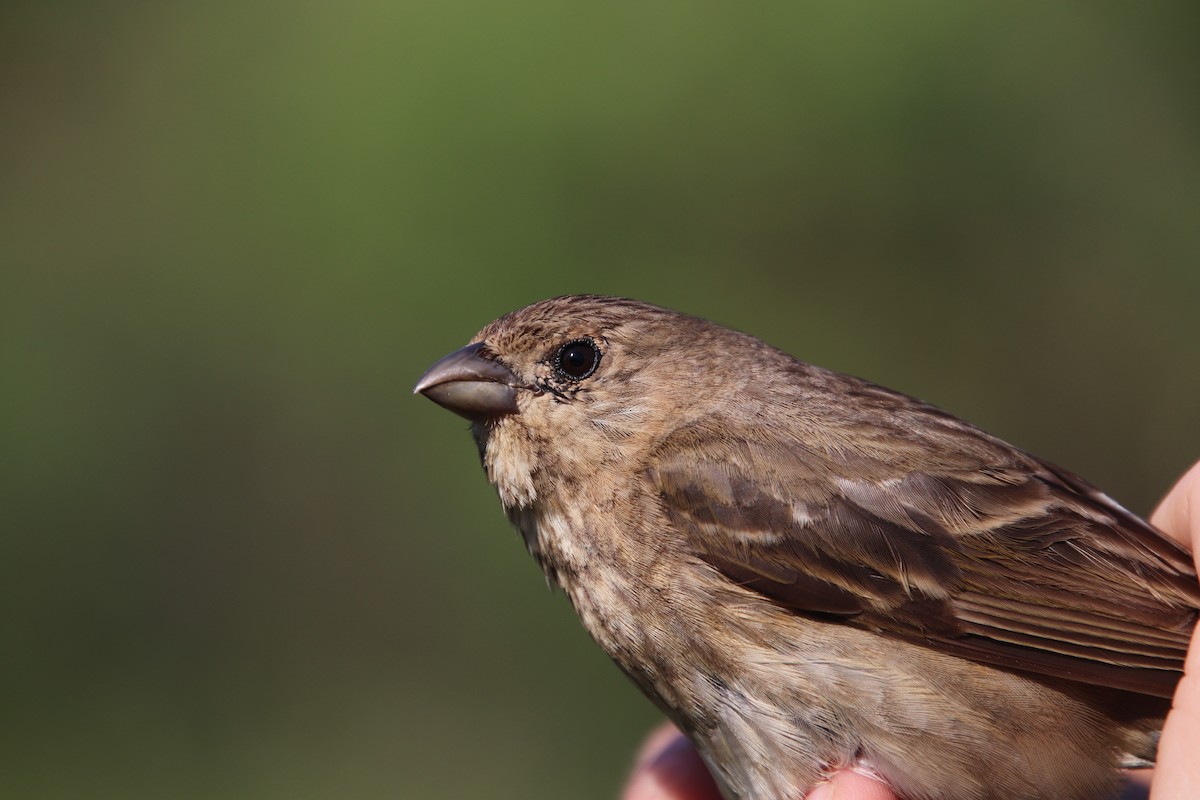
554;339;601;381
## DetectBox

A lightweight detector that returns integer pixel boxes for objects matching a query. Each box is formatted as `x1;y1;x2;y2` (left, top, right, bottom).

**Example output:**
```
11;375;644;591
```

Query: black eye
554;339;601;381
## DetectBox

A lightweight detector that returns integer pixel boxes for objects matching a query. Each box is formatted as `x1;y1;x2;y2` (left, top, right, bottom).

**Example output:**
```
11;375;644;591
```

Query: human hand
620;722;895;800
621;461;1200;800
1145;460;1200;799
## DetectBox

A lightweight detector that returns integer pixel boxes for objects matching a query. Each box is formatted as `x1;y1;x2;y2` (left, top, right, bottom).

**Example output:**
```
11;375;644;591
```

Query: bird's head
414;295;770;505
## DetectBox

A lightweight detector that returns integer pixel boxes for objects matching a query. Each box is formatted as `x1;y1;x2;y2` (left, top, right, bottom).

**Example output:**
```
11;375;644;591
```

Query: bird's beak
414;342;523;421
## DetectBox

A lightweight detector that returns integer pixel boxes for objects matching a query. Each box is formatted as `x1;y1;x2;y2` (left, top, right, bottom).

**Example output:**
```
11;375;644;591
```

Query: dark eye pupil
557;341;599;379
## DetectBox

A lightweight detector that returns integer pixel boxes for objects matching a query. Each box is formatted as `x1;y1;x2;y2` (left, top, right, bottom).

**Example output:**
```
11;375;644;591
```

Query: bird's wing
647;421;1199;698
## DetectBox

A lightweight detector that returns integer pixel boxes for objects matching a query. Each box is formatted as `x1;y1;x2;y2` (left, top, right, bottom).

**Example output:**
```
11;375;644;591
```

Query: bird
413;294;1198;800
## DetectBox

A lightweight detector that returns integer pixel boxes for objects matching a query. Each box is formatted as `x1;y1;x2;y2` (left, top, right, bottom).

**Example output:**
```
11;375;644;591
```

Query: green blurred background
3;3;1198;798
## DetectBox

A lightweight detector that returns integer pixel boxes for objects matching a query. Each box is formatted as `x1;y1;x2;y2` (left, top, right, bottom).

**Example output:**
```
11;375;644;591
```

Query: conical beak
414;342;522;420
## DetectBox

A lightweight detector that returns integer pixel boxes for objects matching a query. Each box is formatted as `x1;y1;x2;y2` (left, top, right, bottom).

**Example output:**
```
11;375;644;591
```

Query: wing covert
649;423;1199;698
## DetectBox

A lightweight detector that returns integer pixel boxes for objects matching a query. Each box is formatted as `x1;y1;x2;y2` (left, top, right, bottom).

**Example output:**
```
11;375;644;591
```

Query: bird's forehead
472;320;583;361
472;296;670;354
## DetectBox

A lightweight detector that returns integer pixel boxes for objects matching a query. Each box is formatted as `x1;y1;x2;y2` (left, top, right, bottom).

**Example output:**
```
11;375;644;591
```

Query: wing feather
649;422;1199;699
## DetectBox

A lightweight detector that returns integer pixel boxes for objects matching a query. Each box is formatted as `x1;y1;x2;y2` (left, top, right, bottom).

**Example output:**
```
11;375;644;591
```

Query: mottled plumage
415;295;1198;800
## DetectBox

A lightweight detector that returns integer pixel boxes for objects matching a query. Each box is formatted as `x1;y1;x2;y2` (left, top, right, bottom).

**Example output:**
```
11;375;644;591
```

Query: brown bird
414;295;1198;800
